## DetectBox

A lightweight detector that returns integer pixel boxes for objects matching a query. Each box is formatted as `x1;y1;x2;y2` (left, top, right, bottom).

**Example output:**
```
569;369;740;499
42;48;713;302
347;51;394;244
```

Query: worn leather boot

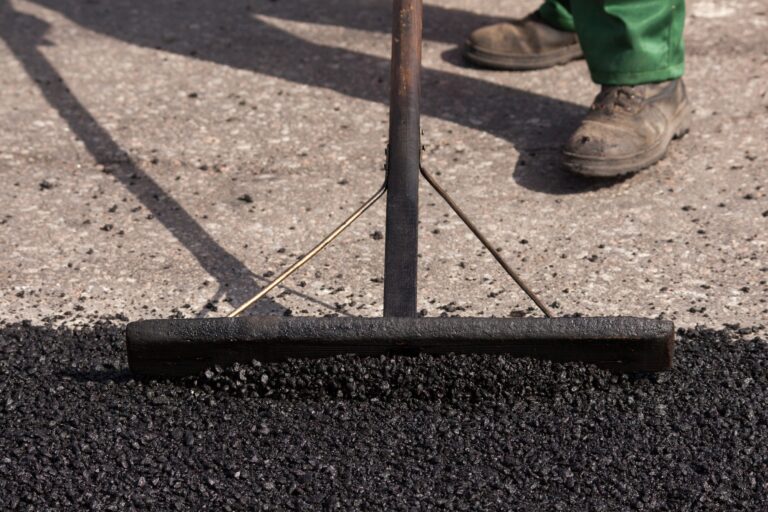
464;12;582;70
563;79;692;177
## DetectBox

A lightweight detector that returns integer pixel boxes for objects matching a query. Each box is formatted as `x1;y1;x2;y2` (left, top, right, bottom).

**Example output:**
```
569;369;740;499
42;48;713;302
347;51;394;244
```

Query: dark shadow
18;0;613;194
510;146;634;194
0;4;348;317
241;0;506;46
438;46;474;68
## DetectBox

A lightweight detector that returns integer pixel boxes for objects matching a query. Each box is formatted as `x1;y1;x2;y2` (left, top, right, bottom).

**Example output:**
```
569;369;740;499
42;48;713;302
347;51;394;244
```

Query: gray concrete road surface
1;0;766;327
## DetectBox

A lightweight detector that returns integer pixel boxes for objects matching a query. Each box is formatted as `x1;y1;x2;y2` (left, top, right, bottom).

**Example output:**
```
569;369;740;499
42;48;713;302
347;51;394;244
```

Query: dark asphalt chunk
0;320;766;510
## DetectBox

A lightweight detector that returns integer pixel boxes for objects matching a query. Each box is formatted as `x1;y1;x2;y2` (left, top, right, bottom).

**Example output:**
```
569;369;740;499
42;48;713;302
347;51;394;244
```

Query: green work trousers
538;0;685;85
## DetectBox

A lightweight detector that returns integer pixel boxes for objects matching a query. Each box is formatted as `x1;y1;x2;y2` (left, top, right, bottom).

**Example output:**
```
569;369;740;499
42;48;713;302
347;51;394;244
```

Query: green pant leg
537;0;576;32
570;0;685;85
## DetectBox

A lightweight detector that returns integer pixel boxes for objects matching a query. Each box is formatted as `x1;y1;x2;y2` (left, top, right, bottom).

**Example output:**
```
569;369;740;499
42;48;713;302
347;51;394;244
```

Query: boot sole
562;103;693;178
463;40;583;71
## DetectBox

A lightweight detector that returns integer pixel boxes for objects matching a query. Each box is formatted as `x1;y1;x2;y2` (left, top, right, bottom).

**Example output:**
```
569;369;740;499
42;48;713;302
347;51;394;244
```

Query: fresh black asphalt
1;320;766;510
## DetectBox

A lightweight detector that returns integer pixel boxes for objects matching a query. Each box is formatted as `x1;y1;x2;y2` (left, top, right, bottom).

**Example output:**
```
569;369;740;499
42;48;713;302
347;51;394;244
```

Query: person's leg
562;0;690;177
463;1;582;70
571;0;685;85
537;0;576;33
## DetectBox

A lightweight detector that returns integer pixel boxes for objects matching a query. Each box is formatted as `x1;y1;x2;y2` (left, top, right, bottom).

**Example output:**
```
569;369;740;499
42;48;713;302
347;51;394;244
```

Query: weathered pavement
1;0;767;510
0;0;766;324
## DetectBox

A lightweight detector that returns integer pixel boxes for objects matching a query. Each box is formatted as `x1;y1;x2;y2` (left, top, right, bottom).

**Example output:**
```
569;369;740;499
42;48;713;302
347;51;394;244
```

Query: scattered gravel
1;320;766;510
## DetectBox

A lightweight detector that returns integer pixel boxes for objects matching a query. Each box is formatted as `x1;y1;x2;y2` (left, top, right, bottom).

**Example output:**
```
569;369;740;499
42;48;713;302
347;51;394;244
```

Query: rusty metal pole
384;0;422;317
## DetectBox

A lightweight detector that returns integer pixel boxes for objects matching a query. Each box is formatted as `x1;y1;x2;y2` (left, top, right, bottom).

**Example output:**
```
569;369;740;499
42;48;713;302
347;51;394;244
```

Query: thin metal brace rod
228;181;387;317
419;165;554;318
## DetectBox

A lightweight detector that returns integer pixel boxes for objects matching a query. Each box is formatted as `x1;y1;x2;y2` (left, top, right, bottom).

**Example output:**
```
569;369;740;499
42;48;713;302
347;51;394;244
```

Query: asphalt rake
127;1;674;377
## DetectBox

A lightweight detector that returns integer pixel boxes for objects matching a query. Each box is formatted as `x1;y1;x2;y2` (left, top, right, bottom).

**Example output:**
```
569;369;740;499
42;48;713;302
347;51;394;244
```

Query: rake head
127;316;674;377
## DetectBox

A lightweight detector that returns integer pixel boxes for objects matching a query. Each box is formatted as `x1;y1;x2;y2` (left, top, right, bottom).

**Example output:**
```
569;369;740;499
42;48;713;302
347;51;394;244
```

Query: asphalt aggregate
1;319;766;511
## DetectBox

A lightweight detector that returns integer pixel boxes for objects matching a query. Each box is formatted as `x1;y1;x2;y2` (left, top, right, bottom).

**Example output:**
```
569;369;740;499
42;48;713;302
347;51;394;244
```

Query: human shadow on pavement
0;5;349;318
22;0;624;195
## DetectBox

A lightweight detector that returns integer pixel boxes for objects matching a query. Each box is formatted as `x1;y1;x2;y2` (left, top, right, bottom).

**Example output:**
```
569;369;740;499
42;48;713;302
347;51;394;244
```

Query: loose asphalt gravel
1;319;766;511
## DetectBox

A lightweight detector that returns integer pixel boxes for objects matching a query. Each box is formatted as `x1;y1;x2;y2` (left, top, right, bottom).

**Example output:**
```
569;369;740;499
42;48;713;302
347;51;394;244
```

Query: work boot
464;12;582;70
563;79;692;177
